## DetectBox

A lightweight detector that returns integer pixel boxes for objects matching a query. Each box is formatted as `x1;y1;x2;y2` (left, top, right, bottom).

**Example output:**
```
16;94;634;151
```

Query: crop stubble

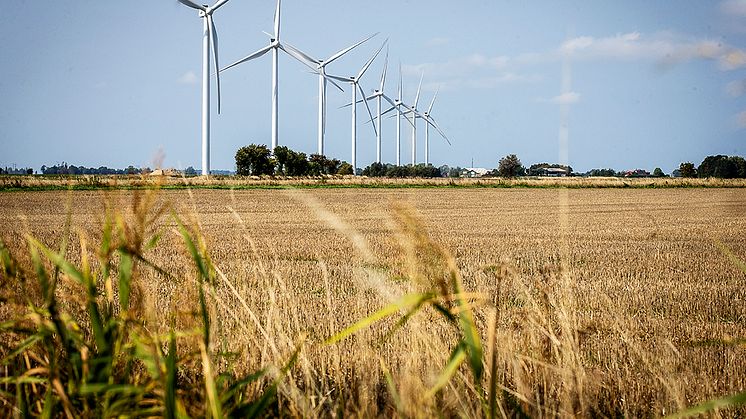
1;187;744;416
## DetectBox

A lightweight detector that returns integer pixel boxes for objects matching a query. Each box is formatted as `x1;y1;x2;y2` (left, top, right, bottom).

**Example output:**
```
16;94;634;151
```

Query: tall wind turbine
327;42;386;174
177;0;231;176
283;34;377;156
220;0;309;152
378;64;416;165
343;46;390;163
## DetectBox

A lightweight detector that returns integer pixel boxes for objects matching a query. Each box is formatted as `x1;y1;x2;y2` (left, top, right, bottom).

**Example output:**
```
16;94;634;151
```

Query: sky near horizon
1;0;746;173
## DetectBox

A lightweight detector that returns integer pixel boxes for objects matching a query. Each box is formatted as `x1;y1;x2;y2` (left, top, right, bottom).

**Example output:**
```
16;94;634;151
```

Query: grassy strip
2;178;746;192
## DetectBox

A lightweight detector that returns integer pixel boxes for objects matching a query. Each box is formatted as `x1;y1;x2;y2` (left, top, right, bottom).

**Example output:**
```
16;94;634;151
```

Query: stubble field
1;187;745;417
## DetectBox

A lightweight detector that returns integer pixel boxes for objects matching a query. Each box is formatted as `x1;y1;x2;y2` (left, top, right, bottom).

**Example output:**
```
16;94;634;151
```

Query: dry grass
2;174;746;191
1;188;745;417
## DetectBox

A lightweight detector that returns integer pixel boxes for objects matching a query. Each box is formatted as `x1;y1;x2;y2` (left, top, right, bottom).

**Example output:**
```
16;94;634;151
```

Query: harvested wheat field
1;187;745;417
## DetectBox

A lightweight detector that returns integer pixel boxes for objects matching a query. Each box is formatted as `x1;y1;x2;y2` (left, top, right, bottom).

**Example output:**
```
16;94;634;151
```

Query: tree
652;167;665;177
273;146;291;175
497;154;525;177
697;155;739;178
362;162;386;177
337;162;353;175
679;162;696;178
729;156;746;178
586;168;616;177
236;144;273;176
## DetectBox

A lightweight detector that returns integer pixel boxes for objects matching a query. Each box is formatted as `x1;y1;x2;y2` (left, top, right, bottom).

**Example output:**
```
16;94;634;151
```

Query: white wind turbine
406;87;452;165
220;0;310;152
378;64;417;165
283;34;377;156
327;42;387;174
177;0;232;176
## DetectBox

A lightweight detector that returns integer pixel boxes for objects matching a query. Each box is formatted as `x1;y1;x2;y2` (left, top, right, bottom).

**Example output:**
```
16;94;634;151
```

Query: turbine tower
284;34;377;156
327;42;386;174
409;72;424;165
177;0;232;176
220;0;310;152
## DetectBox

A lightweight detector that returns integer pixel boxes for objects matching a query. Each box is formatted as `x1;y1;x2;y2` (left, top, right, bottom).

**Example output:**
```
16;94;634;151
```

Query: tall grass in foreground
1;188;745;417
0;189;298;417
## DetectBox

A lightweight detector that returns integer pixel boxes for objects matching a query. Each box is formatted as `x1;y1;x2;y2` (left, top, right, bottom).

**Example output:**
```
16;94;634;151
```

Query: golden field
1;187;745;417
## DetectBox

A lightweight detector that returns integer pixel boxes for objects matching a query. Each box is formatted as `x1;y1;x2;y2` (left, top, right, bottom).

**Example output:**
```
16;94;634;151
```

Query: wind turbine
220;0;309;152
327;42;386;174
283;34;378;156
410;88;452;165
378;64;417;165
177;0;231;176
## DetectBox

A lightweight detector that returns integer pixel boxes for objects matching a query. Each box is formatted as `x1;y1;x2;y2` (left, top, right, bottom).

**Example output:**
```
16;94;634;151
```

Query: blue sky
1;0;746;172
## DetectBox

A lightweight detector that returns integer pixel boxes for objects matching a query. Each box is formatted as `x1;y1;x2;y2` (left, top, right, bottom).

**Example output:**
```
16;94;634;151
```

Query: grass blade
325;293;434;345
666;390;746;418
425;342;467;398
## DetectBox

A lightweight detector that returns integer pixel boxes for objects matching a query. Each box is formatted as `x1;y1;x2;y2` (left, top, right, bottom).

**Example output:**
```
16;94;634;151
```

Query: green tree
497;154;525;177
729;156;746;178
337;162;354;175
286;150;309;176
697;155;738;178
362;162;386;177
236;144;273;176
652;167;665;177
679;162;697;178
273;146;291;175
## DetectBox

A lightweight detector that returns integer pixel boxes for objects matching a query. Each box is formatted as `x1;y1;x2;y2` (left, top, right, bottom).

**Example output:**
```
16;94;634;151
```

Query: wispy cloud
421;73;542;92
726;79;746;96
560;31;746;70
539;91;581;105
177;71;198;85
721;0;746;16
402;54;537;91
737;110;746;128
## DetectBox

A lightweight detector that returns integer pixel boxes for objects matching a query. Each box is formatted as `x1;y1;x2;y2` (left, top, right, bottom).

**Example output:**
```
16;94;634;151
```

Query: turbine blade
210;0;231;12
177;0;205;11
325;32;378;65
381;94;397;107
414;71;424;109
208;15;222;114
358;39;387;80
380;105;396;116
326;74;352;83
359;84;377;136
380;44;389;91
326;75;345;92
281;42;320;70
427;116;451;145
274;0;281;40
427;86;440;114
339;97;368;109
397;62;403;100
220;45;272;73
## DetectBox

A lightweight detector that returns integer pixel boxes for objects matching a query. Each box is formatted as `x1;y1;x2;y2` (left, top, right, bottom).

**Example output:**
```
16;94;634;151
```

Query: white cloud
177;71;198;85
539;91;581;105
721;0;746;16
